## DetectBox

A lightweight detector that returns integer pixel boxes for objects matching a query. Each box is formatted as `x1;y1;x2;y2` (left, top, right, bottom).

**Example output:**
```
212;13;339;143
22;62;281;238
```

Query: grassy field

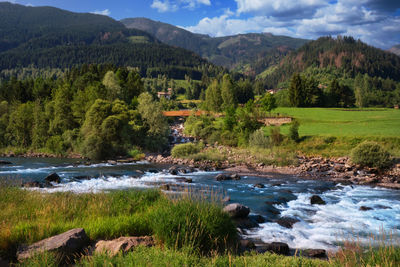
276;107;400;137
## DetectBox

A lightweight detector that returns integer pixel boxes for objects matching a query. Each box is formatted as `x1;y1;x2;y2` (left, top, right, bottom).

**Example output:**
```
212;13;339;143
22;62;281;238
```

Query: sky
3;0;400;49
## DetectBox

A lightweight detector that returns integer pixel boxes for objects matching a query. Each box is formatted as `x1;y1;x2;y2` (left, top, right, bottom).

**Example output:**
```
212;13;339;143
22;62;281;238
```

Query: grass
0;186;237;261
276;107;400;137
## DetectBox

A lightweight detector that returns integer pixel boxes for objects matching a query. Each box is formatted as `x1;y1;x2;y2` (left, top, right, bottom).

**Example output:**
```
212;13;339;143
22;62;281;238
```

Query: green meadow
277;108;400;137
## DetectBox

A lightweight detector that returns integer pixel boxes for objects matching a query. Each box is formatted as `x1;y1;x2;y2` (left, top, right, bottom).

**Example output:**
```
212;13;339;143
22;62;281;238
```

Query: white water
248;185;400;250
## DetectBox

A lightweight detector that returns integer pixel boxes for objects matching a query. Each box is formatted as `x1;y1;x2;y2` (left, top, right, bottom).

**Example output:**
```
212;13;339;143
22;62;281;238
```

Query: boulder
233;217;259;229
222;196;230;202
359;206;373;211
147;169;159;173
0;160;12;165
223;203;250;218
258;242;290;255
44;173;61;184
230;174;241;180
215;174;230;181
95;236;154;256
240;239;255;250
310;195;326;205
168;166;178;175
17;228;89;261
254;183;265;188
304;249;327;258
160;184;171;191
276;217;300;229
251;215;266;224
175;177;192;183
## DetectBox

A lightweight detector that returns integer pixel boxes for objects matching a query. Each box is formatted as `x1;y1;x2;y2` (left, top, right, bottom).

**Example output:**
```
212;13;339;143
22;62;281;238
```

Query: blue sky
3;0;400;49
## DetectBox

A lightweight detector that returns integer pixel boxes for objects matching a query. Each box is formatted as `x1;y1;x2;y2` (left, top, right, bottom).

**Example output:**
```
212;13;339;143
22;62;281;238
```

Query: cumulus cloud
185;0;400;48
91;9;111;16
151;0;210;12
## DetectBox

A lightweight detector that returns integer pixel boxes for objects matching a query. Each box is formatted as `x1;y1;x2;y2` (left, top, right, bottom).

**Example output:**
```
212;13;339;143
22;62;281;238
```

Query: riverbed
1;157;399;251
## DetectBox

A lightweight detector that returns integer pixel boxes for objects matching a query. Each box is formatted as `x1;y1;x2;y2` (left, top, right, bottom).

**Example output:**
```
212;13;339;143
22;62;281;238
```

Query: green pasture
276;108;400;137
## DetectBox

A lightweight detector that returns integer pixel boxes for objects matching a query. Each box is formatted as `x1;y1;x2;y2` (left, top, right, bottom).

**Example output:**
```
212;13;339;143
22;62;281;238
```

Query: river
1;157;399;251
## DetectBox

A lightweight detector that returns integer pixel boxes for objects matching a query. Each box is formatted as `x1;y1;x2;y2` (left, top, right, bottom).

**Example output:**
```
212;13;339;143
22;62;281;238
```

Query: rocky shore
146;152;400;190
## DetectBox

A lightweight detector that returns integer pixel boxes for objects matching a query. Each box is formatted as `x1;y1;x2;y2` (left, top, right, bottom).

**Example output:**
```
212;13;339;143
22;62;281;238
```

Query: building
157;88;173;100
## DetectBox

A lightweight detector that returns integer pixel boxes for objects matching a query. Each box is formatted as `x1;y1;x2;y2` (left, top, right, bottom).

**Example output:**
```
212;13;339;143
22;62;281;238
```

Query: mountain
0;2;208;79
388;45;400;56
261;36;400;87
121;17;309;73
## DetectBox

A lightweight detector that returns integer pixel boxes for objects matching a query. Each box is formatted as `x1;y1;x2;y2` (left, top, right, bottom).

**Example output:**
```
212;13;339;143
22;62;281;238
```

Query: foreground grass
0;186;236;260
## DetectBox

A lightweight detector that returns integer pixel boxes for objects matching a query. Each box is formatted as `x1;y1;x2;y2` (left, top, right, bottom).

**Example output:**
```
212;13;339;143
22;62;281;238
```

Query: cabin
157;88;172;100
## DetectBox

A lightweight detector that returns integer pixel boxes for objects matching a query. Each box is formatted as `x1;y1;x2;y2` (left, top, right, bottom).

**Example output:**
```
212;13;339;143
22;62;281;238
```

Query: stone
254;183;265;188
160;184;171;191
17;228;89;261
310;195;326;205
234;217;259;229
222;196;230;202
223;203;250;218
359;206;373;211
168;167;178;175
276;217;300;229
215;174;230;181
251;215;266;223
230;174;241;180
147;169;159;173
95;236;154;256
175;177;192;183
258;242;290;255
304;249;327;258
44;173;61;184
240;239;255;250
0;160;12;165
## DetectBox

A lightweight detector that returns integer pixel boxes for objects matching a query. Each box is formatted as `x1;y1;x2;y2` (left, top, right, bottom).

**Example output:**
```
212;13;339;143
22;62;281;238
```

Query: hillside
121;17;309;73
0;3;208;79
389;45;400;56
261;36;400;87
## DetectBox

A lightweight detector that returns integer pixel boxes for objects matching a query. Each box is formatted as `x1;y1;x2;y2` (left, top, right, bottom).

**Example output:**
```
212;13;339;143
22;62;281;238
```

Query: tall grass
0;186;237;260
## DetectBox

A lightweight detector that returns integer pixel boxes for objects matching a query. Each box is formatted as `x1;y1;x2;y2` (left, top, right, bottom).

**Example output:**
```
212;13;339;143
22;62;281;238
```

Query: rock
223;203;250;218
233;217;259;229
74;176;91;180
107;160;117;165
254;183;265;188
175;177;192;183
44;173;61;184
215;174;230;181
0;160;12;165
17;228;89;261
304;249;327;258
359;206;373;211
240;239;255;250
147;169;158;173
375;205;391;209
258;242;290;255
95;236;154;256
276;217;300;229
168;166;178;175
230;174;241;180
22;181;42;188
310;195;326;205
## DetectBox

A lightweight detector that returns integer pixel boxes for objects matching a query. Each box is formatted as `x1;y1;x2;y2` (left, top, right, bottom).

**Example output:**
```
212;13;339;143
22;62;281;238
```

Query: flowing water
1;157;399;251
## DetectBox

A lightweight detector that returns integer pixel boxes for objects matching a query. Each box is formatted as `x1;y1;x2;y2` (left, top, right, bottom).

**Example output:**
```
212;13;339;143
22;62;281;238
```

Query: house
157;88;173;100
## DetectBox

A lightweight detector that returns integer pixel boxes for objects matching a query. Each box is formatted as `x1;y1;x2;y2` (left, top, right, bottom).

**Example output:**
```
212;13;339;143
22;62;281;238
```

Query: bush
351;141;392;169
249;129;270;148
270;127;283;146
288;120;300;142
171;142;204;158
128;148;145;160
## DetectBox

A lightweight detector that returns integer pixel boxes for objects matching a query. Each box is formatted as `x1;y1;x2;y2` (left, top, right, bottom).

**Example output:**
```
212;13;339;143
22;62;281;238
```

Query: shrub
351;141;392;169
128;148;145;160
171;142;203;158
288;120;300;142
249;129;270;148
270;127;283;146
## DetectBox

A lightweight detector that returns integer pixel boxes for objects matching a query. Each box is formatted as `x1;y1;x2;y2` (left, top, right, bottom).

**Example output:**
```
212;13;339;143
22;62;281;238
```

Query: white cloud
91;9;111;16
185;0;400;48
151;0;211;13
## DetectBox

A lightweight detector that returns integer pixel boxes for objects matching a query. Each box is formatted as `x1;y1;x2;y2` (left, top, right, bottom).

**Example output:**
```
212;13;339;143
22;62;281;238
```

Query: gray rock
310;195;326;205
234;217;259;229
230;174;241;180
359;206;373;211
223;203;250;218
240;239;255;250
254;183;265;188
175;177;192;183
95;236;154;256
215;174;230;181
258;242;290;255
44;173;61;184
304;249;327;258
0;160;12;165
17;228;89;261
276;217;300;229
